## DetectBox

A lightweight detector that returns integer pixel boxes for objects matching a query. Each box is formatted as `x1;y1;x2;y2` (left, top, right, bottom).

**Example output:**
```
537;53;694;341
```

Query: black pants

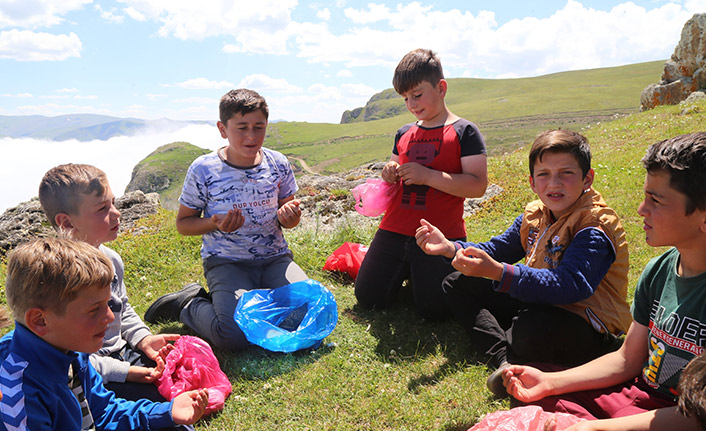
442;271;621;368
354;228;464;320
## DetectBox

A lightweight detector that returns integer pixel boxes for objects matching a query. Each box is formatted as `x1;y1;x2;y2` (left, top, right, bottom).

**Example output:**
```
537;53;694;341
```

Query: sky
1;0;705;124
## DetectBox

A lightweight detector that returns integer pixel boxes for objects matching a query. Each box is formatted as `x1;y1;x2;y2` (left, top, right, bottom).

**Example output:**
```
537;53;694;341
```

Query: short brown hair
529;130;591;177
642;132;706;215
392;48;444;95
219;88;269;124
678;353;706;430
38;164;109;228
5;237;113;324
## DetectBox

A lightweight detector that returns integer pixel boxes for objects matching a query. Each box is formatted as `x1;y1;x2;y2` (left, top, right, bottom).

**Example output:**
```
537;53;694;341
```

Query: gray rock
641;14;706;110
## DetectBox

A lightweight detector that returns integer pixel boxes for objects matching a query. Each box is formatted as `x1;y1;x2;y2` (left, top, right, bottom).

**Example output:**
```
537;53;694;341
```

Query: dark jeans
354;228;464;320
103;345;166;402
442;271;622;368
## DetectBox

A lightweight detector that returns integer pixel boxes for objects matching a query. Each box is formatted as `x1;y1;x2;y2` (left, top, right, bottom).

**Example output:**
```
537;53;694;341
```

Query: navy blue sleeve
454;119;486;157
454;214;526;263
495;227;616;304
391;123;414;156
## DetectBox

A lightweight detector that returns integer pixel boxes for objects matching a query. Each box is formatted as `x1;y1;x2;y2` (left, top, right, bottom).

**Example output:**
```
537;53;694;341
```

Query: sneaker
144;282;206;323
486;361;511;397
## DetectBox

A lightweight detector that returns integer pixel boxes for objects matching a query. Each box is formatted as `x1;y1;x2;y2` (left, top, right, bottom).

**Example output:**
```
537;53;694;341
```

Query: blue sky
1;0;704;124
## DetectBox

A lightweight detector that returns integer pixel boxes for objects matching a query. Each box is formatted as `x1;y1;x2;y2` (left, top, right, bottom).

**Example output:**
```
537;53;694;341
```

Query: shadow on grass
343;286;482;393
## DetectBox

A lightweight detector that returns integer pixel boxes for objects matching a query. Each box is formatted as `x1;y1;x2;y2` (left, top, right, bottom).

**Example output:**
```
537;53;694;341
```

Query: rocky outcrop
340;89;405;123
0;191;160;255
641;14;706;110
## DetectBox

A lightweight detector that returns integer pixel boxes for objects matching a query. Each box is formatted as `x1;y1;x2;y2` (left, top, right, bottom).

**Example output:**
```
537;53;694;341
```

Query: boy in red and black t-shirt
354;48;488;319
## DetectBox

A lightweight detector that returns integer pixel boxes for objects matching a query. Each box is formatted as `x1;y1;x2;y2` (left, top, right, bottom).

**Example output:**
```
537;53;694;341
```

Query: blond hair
5;237;113;324
38;164;109;228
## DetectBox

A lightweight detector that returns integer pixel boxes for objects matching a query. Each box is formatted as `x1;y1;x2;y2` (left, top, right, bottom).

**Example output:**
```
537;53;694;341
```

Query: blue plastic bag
234;279;338;353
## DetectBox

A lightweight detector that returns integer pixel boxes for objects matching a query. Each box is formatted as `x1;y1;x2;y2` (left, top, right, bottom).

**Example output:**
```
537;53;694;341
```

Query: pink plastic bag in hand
468;406;584;431
156;335;231;414
352;179;399;217
322;242;368;279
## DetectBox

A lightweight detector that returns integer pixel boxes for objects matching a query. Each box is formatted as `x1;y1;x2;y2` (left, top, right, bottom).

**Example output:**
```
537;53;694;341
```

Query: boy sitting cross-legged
0;237;208;431
416;129;632;396
38;163;181;402
506;132;706;431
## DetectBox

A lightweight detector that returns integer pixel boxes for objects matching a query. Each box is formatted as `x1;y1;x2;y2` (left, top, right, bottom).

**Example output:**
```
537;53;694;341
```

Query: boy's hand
137;334;180;361
211;209;244;232
451;246;504;281
503;364;552;403
381;161;401;183
415;219;456;258
277;199;301;228
126;359;165;383
397;162;431;185
172;389;209;424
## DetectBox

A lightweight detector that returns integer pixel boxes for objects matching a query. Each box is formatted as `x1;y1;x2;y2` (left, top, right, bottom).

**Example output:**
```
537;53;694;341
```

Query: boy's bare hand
381;161;401;183
415;219;456;258
397;162;431;185
172;389;209;424
137;333;179;361
451;246;504;280
126;358;164;383
211;209;244;232
277;199;301;228
503;364;552;403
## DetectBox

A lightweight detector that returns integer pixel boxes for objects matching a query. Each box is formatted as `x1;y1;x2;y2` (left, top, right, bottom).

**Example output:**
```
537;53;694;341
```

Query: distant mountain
0;114;210;141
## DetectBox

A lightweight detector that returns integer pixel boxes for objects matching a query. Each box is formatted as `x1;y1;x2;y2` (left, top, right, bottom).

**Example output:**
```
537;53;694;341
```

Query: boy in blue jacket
0;237;208;430
416;129;632;395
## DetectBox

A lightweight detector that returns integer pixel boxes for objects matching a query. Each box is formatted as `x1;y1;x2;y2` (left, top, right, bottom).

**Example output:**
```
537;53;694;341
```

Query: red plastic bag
156;335;231;414
352;179;399;217
468;406;584;431
322;242;368;279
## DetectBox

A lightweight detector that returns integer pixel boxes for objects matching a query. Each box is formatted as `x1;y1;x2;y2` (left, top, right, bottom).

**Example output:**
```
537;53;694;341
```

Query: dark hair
529;130;591;177
392;49;444;95
38;164;109;228
219;88;269;124
678;353;706;430
642;132;706;215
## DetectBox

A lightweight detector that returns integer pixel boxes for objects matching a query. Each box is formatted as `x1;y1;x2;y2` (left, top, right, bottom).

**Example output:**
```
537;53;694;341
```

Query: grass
0;98;704;430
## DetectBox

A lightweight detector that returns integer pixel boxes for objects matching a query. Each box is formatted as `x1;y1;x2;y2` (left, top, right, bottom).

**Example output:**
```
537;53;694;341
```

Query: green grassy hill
265;60;665;173
2;97;703;430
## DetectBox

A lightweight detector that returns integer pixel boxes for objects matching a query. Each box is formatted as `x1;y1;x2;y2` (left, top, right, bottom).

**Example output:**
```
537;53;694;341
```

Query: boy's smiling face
41;284;114;353
530;151;594;219
218;109;268;166
637;170;706;250
399;79;447;126
61;185;121;247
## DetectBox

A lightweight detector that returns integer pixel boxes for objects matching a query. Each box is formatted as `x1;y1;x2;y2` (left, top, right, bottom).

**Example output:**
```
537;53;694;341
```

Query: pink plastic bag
156;335;231;414
468;406;584;431
322;242;368;279
352;179;399;217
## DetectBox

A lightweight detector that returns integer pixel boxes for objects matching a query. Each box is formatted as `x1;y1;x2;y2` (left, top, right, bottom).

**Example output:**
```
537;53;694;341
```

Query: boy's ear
24;308;50;336
217;121;227;139
528;174;536;193
437;79;448;98
583;168;595;190
54;212;74;230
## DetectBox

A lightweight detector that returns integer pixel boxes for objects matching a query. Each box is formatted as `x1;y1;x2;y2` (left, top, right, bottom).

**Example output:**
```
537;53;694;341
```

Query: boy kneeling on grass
416;129;632;396
0;237;208;431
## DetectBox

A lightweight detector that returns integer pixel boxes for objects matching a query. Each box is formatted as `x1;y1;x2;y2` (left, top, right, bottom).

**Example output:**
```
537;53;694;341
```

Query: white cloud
57;87;79;93
337;69;353;77
317;8;331;20
344;3;393;24
172;78;234;90
1;92;33;98
0;29;82;61
123;7;146;22
95;5;125;24
237;74;303;94
0;0;91;29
